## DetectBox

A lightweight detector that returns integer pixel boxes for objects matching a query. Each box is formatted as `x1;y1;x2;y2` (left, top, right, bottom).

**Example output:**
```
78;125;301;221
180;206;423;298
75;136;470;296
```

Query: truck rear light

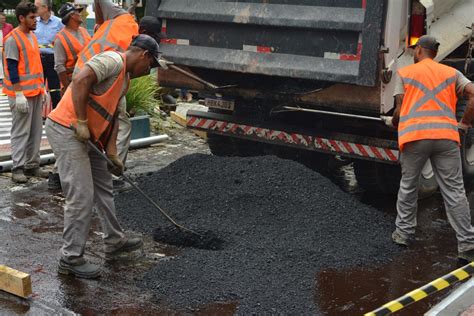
408;1;426;47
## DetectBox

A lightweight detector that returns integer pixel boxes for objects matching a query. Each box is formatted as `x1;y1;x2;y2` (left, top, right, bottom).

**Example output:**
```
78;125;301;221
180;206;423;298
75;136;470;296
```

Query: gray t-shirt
4;32;35;61
85;51;129;100
54;29;88;74
393;70;471;97
98;0;127;21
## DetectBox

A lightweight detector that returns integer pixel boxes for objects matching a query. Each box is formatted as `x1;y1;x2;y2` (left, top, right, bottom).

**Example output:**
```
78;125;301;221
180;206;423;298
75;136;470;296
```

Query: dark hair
16;1;37;23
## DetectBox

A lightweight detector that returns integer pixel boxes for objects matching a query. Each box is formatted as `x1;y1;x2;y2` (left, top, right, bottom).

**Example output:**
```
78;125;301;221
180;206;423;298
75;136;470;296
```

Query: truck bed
151;0;386;87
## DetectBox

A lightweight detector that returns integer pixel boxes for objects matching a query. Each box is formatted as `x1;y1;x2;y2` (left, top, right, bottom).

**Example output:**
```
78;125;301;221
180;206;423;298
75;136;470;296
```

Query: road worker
47;2;91;191
34;0;63;109
3;1;48;183
383;35;474;261
76;0;161;191
46;34;164;279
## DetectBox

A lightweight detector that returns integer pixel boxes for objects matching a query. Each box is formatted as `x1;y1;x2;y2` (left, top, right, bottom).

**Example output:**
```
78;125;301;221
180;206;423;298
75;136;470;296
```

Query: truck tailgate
155;0;385;87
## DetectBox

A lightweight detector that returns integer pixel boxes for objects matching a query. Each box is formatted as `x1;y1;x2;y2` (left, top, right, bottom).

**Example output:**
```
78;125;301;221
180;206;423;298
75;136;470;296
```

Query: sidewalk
0;94;50;161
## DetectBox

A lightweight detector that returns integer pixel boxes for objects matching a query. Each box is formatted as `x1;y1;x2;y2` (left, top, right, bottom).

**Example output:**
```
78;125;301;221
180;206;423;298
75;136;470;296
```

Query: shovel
73;130;202;237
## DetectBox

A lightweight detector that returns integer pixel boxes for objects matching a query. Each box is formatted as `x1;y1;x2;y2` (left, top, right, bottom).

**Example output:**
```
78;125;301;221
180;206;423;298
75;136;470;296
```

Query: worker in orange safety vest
3;1;47;183
54;3;91;93
381;35;474;262
46;34;165;279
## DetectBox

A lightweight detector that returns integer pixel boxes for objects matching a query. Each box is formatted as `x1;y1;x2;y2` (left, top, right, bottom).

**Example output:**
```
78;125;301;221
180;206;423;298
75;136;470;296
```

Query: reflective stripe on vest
57;27;91;73
397;59;459;150
399;76;457;123
2;28;44;97
48;52;127;147
75;14;138;71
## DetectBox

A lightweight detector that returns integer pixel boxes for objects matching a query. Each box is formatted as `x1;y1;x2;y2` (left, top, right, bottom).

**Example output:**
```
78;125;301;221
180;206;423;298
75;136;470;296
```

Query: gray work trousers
396;139;474;252
117;98;131;165
8;95;43;171
45;119;126;263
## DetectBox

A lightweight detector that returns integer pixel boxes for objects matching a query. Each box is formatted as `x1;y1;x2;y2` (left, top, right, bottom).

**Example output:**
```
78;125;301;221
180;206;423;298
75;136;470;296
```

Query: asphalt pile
115;154;399;314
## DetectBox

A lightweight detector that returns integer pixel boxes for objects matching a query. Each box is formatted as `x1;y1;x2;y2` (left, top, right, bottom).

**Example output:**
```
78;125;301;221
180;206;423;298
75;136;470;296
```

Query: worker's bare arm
94;0;104;25
71;66;98;121
460;83;474;127
392;94;404;127
105;119;119;155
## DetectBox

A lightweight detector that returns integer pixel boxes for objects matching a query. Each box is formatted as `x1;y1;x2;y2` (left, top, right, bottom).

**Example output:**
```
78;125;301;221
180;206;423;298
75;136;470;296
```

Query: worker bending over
46;35;164;279
385;35;474;261
76;0;161;190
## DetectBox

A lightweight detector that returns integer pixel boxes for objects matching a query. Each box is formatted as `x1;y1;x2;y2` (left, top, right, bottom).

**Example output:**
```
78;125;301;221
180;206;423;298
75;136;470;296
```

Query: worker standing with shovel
46;35;164;279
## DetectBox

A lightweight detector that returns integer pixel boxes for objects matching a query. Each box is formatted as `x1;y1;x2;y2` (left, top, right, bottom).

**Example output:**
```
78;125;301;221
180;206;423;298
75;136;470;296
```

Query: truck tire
353;160;437;198
456;99;474;177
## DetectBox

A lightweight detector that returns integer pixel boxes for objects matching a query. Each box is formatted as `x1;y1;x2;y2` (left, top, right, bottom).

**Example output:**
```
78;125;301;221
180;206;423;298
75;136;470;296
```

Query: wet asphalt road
0;126;473;315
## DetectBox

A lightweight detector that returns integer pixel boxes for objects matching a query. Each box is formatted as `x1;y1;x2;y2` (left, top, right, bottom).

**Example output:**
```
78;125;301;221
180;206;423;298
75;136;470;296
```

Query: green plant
126;74;160;117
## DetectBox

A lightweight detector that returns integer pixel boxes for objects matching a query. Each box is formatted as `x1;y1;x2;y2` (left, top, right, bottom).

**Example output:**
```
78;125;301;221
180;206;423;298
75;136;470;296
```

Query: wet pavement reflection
1;132;473;314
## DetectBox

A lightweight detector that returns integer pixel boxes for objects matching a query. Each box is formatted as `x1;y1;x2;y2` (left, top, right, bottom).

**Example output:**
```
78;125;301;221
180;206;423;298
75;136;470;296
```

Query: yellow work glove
107;154;124;176
74;119;90;142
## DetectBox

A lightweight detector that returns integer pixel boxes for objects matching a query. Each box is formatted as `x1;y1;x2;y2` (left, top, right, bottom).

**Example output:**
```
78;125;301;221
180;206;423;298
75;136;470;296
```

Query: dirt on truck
147;0;474;195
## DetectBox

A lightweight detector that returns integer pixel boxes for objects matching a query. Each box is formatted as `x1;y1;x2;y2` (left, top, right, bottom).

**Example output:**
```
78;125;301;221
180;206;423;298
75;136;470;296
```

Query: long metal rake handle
86;139;201;236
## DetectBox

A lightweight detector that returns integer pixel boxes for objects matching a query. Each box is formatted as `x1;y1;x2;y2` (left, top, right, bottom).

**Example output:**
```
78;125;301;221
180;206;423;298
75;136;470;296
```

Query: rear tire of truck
353;160;438;198
456;99;474;177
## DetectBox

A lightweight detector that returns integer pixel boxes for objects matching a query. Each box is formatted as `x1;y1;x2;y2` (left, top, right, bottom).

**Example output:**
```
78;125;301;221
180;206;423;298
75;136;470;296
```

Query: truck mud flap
187;110;399;164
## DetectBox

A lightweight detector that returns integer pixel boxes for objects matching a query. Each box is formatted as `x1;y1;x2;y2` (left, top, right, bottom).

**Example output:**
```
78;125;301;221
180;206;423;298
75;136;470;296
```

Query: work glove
107;154;124;176
380;116;394;128
74;119;90;142
14;91;28;114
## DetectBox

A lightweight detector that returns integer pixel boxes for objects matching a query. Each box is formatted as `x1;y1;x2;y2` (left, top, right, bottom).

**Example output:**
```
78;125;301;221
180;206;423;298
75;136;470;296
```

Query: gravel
115;153;400;314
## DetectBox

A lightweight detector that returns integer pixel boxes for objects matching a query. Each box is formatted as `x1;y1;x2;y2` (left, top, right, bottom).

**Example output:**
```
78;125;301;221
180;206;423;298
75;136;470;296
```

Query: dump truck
146;0;474;194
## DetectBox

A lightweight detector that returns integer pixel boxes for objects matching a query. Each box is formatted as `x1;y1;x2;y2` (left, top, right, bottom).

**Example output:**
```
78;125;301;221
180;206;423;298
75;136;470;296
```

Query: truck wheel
456;99;474;177
353;160;437;198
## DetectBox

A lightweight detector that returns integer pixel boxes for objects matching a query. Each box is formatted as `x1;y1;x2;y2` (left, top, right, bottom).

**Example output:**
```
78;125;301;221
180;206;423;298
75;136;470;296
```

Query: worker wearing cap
47;3;91;191
3;1;48;183
54;3;91;93
384;35;474;261
76;0;161;190
46;34;163;279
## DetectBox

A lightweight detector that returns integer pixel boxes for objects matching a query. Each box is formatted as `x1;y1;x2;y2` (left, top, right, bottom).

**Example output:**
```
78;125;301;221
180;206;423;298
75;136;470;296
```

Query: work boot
391;230;413;247
58;259;101;279
48;172;62;191
11;169;28;184
105;237;144;261
24;167;49;178
458;249;474;262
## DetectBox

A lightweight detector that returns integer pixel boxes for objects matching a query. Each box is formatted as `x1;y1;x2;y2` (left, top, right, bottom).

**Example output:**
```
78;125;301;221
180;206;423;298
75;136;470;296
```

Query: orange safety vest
48;52;128;148
2;28;44;97
55;27;91;78
75;14;138;70
397;58;459;151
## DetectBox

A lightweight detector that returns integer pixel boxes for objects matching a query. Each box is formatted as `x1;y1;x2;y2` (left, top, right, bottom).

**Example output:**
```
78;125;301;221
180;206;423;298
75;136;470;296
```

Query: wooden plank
171;111;208;140
0;265;32;298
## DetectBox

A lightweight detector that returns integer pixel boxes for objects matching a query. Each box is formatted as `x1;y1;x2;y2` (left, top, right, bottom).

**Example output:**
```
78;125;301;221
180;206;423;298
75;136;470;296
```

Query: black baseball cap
130;34;163;68
58;3;83;24
409;35;440;51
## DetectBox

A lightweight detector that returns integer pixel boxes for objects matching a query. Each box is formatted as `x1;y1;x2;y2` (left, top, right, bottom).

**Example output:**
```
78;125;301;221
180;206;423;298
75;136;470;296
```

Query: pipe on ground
0;135;170;173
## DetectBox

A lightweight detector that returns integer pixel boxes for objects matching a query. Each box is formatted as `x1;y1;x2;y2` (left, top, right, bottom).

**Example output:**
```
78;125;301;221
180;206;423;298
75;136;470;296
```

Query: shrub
126;74;160;117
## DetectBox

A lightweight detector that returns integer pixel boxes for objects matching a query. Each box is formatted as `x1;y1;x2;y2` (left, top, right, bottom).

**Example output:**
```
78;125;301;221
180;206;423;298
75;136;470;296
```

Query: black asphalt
115;154;400;314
